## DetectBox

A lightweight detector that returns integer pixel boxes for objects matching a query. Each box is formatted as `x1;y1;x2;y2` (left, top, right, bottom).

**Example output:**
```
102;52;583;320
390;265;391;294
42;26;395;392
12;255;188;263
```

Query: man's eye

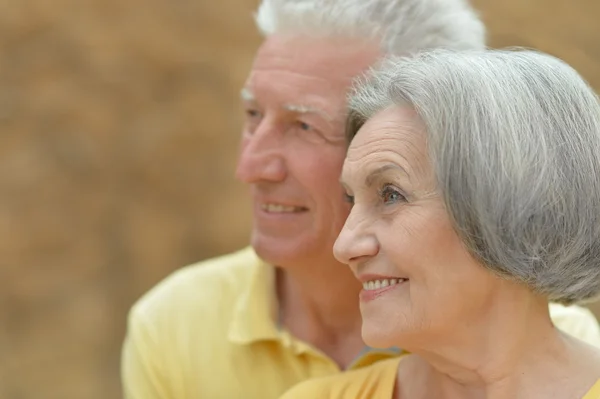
380;185;406;204
298;121;312;131
343;193;355;204
246;109;262;118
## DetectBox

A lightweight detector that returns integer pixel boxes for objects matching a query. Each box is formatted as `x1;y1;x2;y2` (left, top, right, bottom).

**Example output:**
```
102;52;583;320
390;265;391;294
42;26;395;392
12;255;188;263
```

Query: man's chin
250;232;310;268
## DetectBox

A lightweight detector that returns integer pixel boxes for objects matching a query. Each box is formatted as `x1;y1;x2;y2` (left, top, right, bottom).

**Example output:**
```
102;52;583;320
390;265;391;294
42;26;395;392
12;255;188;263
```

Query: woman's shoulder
279;357;403;399
583;379;600;399
562;336;600;399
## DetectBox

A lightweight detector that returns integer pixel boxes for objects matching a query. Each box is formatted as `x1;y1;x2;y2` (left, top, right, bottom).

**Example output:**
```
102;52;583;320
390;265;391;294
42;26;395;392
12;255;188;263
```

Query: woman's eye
380;185;406;204
343;193;355;204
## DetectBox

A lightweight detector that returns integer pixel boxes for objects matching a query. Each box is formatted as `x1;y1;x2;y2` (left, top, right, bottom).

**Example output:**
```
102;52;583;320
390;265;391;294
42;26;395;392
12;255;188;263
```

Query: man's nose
235;119;287;184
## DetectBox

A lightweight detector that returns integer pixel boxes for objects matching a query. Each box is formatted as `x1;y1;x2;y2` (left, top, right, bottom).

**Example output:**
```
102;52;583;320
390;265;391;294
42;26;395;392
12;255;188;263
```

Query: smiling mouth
261;203;308;213
362;278;408;291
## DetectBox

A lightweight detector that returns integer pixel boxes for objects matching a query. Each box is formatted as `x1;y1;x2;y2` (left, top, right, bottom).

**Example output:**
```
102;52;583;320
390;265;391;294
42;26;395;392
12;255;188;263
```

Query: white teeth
261;203;302;213
362;278;406;291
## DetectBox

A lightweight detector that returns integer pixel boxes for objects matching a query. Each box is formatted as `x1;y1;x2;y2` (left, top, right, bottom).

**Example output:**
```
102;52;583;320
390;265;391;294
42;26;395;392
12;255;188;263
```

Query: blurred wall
1;0;599;398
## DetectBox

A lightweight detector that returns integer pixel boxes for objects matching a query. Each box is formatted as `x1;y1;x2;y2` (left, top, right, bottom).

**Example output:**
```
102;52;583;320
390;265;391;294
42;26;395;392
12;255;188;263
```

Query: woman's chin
360;306;416;348
362;322;402;350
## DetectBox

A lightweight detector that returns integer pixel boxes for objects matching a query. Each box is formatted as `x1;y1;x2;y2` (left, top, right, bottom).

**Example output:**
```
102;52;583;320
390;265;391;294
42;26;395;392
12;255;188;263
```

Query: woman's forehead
347;108;425;159
343;107;431;182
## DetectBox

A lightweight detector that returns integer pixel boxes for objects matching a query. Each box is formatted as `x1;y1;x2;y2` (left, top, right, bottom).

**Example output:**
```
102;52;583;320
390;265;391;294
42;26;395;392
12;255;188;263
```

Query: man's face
235;34;380;267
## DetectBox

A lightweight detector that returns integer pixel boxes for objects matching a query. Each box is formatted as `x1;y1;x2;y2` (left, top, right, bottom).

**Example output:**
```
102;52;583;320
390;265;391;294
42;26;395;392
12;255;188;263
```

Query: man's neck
276;256;364;369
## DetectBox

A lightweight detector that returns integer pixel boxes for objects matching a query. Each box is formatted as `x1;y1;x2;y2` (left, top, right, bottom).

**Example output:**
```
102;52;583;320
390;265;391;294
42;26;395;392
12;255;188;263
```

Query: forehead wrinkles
246;63;351;128
254;35;380;77
250;38;378;95
345;131;430;183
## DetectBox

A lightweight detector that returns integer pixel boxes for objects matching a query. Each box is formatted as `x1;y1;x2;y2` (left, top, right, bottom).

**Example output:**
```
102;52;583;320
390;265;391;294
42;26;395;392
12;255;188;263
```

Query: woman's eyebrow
365;164;408;187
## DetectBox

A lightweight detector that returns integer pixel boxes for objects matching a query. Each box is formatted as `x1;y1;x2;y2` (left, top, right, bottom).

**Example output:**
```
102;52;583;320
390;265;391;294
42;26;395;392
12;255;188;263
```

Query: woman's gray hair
347;49;600;305
254;0;485;54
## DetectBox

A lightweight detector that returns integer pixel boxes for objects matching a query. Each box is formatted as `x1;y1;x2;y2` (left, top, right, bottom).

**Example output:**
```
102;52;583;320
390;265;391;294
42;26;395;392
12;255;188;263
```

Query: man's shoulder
130;246;262;319
122;247;271;397
550;303;600;347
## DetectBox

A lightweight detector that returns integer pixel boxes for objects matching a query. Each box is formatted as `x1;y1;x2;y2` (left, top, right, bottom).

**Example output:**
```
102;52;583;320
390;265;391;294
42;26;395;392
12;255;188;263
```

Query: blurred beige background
1;0;599;398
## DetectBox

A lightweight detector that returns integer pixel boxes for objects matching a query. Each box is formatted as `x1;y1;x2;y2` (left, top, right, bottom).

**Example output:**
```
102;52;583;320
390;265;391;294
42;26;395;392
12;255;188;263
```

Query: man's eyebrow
240;88;255;102
283;103;333;121
365;164;408;187
240;89;333;122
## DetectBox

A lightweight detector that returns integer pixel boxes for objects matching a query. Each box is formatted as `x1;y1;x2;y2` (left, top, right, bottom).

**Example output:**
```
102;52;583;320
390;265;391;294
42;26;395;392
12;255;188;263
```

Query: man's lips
259;202;308;213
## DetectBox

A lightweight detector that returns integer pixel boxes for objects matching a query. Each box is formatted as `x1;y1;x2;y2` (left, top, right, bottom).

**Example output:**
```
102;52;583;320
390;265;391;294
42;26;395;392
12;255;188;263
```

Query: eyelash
379;184;406;204
245;110;315;135
297;121;312;131
343;184;406;206
246;109;262;119
343;193;354;204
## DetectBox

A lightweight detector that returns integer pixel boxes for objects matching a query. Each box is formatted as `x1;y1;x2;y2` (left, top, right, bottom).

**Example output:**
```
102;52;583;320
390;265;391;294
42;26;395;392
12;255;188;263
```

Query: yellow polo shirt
279;357;600;399
121;247;600;399
280;357;403;399
121;247;398;399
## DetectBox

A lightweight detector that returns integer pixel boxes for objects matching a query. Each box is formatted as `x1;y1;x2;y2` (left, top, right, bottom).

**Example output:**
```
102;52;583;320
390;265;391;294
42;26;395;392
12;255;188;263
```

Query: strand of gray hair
349;49;600;305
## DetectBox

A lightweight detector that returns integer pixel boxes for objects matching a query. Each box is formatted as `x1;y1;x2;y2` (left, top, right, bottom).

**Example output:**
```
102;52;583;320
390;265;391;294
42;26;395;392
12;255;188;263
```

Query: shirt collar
226;249;405;363
228;250;280;344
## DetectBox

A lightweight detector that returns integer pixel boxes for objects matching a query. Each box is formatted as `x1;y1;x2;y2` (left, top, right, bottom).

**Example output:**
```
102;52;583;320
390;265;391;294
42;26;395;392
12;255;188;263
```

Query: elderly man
121;1;600;398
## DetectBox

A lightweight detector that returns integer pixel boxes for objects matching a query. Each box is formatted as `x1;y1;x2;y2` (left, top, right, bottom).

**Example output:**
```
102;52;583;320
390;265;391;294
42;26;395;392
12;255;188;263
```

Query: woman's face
334;106;501;349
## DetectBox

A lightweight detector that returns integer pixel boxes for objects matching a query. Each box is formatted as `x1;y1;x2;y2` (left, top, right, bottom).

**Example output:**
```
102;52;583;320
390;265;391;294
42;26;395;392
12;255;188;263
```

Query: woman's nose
333;208;379;265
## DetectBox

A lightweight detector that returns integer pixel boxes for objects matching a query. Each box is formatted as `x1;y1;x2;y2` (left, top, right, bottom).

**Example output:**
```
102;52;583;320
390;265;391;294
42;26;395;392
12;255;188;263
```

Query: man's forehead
244;36;380;123
251;34;381;81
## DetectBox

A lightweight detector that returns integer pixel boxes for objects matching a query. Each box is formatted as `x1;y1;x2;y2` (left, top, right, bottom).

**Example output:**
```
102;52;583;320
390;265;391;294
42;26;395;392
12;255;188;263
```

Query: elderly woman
280;49;600;399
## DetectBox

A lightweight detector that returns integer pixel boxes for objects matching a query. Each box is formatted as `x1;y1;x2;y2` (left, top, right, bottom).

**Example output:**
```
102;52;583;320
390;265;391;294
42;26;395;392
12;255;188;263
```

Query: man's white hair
255;0;485;54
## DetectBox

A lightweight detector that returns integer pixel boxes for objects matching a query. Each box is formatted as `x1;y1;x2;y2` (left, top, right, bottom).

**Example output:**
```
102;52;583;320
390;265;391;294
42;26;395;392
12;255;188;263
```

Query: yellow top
121;247;398;399
121;246;600;399
585;380;600;399
280;358;600;399
280;357;403;399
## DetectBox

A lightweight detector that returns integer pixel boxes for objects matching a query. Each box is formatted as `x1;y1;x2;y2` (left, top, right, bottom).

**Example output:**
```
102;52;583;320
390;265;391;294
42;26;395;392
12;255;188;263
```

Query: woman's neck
397;293;600;399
